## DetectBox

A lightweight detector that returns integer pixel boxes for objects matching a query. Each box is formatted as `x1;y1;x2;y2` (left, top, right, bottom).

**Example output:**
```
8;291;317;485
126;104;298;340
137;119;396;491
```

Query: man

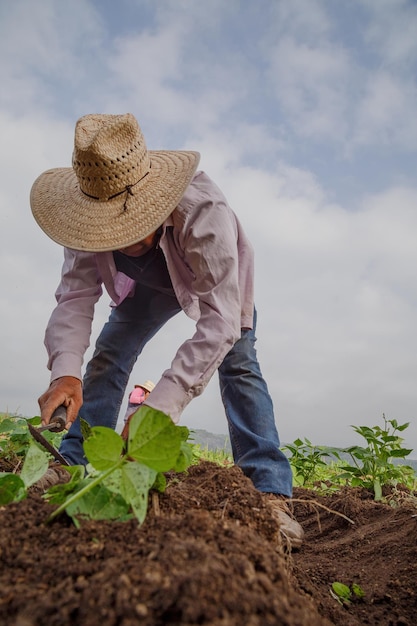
31;113;303;548
121;380;155;437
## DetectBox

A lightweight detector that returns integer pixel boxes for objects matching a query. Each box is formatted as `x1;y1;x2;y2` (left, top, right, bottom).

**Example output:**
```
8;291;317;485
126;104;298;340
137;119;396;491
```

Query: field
0;457;416;625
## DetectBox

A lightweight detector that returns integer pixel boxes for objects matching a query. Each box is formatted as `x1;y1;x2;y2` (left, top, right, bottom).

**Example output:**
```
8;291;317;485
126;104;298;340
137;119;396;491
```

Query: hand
38;376;83;430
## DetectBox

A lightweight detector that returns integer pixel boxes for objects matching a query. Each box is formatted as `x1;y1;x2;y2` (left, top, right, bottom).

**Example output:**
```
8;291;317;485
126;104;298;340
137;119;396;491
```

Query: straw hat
30;113;200;252
135;380;155;393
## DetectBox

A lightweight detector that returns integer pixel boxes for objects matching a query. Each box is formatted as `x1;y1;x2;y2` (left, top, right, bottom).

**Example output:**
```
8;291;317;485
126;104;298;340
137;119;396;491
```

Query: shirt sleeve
44;248;103;382
146;176;250;422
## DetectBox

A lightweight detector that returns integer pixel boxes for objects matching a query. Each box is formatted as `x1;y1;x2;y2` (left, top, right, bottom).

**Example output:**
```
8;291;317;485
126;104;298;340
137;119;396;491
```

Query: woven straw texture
30;114;200;252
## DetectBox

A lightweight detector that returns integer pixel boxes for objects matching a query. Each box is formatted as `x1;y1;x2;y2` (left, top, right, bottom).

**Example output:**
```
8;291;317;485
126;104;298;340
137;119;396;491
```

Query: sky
0;0;416;452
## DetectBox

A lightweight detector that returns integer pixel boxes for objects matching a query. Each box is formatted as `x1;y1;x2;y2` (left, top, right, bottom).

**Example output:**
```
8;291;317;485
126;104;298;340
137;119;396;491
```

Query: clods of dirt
291;485;417;626
0;460;416;625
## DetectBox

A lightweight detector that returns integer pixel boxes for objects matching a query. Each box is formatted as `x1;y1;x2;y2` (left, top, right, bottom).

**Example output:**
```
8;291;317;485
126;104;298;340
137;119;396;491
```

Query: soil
0;459;416;625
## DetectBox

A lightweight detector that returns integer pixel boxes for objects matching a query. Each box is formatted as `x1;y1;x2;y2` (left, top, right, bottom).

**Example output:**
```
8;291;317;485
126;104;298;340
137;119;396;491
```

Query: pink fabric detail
129;387;146;405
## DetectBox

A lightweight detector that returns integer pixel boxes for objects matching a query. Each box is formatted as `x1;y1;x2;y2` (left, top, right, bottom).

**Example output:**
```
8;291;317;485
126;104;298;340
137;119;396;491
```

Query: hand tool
27;405;70;466
36;405;67;433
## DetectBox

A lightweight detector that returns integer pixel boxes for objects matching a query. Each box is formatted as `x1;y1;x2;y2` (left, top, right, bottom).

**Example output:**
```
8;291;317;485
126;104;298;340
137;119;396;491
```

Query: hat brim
30;150;200;252
134;383;154;393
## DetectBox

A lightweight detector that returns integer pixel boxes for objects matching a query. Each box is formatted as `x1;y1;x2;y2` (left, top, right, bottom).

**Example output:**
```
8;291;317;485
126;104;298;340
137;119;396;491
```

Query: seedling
283;437;342;486
330;582;352;605
338;415;414;500
330;581;365;606
284;415;415;498
45;406;193;526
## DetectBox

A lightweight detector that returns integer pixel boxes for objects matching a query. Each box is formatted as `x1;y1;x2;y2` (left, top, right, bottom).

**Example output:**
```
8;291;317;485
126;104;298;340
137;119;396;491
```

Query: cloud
262;0;417;156
0;0;104;114
361;0;417;68
352;70;417;150
207;162;417;446
102;6;256;138
267;36;351;140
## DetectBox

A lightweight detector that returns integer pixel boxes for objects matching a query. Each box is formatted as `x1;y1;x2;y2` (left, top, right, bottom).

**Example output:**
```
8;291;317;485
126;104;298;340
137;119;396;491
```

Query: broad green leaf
119;462;157;524
80;418;92;440
0;418;16;433
381;435;397;443
102;463;156;524
44;466;86;505
20;441;50;488
397;422;410;432
331;581;352;606
331;582;351;600
177;425;191;442
351;583;365;598
152;472;167;493
390;448;413;458
65;483;131;527
83;426;125;470
292;474;305;486
0;418;28;435
27;416;42;426
101;466;123;494
174;441;194;472
0;474;26;504
127;407;184;471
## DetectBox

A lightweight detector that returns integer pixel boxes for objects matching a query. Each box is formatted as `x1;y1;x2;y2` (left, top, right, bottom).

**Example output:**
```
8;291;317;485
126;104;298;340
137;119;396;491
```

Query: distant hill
189;429;232;453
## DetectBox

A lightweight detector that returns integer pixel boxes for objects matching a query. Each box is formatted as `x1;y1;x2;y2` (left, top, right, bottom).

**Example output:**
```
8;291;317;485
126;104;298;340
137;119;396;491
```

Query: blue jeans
60;283;293;496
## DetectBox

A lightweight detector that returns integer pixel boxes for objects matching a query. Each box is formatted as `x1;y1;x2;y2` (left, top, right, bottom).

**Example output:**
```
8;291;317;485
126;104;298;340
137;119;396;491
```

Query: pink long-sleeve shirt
44;171;255;423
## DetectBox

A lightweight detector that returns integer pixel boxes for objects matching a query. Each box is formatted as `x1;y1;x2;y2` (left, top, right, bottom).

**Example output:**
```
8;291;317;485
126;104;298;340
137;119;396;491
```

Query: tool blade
27;422;69;466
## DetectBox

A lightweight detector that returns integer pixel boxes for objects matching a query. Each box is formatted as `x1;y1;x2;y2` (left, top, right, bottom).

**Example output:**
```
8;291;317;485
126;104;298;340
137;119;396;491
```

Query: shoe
34;463;71;491
266;494;304;550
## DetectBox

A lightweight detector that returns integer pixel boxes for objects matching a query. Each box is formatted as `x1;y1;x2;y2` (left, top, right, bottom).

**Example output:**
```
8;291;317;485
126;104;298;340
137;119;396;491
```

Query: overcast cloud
0;0;416;452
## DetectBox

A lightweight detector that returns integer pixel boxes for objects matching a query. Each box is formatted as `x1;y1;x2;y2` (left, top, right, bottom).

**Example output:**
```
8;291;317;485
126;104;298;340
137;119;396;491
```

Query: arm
147;175;254;421
40;249;103;425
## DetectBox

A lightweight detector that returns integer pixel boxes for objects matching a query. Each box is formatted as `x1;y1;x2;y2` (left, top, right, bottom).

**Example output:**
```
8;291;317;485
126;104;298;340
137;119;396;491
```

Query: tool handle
49;405;67;432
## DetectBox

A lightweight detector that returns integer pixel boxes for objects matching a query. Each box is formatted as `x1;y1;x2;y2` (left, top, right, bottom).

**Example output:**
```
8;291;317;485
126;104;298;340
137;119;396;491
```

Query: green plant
0;407;193;527
283;437;342;486
338;415;414;500
47;407;193;526
0;414;63;463
0;439;50;503
330;581;365;606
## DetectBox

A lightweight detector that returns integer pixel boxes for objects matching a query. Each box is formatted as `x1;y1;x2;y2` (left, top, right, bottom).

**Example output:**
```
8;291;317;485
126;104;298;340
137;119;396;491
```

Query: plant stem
46;456;126;522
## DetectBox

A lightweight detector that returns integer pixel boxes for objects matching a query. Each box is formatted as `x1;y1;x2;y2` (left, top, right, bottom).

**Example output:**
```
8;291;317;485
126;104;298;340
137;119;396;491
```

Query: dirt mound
291;486;417;625
0;460;416;625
